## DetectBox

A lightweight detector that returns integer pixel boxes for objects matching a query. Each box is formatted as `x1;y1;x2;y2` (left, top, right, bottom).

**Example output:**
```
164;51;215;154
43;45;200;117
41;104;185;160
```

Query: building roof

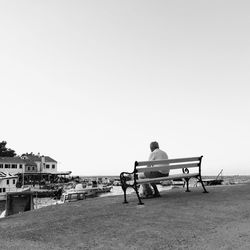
0;157;26;164
0;157;37;166
44;156;57;163
22;154;57;163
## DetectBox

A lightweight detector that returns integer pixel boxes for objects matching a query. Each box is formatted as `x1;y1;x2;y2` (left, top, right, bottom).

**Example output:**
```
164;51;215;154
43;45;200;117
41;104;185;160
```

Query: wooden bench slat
136;163;199;173
137;173;200;184
136;157;201;167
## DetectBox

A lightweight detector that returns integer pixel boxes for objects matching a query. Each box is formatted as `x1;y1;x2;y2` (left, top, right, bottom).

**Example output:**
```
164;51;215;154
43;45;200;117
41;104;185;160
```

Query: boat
96;184;112;194
60;182;99;203
60;187;98;203
60;181;113;203
202;179;223;186
29;187;56;198
202;169;224;186
112;179;121;186
60;189;87;203
83;181;112;195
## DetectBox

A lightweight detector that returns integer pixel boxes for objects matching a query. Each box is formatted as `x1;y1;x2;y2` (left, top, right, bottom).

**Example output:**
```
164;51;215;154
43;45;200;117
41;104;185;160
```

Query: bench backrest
134;156;202;174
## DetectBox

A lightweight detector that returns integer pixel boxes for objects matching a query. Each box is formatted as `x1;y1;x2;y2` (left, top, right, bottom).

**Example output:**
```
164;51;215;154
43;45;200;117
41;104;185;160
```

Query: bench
120;156;208;205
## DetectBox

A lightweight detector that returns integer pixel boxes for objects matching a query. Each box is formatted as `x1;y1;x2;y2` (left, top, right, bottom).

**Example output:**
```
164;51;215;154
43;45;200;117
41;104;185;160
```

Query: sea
1;175;250;214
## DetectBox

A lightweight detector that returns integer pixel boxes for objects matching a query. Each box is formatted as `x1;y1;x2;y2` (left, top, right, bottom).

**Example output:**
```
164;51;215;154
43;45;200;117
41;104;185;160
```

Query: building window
0;164;3;168
46;164;50;169
28;167;30;171
3;188;5;193
13;179;15;184
5;164;10;168
0;188;2;193
7;180;9;185
52;164;55;169
11;164;17;169
19;164;23;169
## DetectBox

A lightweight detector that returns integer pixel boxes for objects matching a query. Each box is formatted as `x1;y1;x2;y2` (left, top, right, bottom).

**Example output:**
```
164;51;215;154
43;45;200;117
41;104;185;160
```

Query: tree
0;141;16;157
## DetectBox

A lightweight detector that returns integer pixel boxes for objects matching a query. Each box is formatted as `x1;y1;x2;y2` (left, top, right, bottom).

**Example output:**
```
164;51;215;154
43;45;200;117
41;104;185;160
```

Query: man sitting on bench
140;141;169;198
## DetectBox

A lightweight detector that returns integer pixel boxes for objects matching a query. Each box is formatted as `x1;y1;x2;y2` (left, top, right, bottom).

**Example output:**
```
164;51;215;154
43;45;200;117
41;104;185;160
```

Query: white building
0;157;26;174
0;155;58;174
0;172;18;200
21;154;58;173
0;155;71;186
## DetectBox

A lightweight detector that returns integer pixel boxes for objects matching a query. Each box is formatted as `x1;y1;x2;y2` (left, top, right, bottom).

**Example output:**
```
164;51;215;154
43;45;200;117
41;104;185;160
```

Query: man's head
150;141;159;152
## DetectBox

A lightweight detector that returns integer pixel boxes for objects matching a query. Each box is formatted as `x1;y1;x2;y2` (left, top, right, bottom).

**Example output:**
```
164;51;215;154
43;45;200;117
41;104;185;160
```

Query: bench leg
134;185;144;205
198;176;209;193
185;178;190;192
122;186;128;204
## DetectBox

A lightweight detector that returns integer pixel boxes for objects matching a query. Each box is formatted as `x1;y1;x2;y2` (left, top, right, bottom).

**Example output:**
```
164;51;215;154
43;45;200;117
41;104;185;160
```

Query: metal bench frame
120;156;208;205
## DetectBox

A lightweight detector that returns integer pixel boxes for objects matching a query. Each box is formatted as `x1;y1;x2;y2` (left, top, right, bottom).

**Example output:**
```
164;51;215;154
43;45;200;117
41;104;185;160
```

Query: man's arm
147;152;155;167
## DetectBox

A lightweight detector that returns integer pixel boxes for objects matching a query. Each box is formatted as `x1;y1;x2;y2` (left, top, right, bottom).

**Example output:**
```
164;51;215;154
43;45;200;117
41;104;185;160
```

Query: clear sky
0;1;249;176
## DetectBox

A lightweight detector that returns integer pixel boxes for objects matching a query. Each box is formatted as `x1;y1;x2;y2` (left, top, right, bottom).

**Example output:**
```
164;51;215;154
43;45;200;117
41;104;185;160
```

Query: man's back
149;148;169;174
149;148;168;161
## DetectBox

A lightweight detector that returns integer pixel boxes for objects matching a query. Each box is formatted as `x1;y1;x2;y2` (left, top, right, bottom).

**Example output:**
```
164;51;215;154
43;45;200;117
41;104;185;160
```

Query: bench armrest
120;171;135;187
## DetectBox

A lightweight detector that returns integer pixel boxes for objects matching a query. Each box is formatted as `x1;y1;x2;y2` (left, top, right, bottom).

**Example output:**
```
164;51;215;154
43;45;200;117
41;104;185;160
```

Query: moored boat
60;183;99;203
202;169;224;186
60;189;87;203
96;184;112;194
202;179;223;186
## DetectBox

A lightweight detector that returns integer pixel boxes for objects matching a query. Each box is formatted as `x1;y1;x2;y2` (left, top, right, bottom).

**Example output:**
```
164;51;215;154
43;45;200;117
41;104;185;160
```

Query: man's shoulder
156;149;168;158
